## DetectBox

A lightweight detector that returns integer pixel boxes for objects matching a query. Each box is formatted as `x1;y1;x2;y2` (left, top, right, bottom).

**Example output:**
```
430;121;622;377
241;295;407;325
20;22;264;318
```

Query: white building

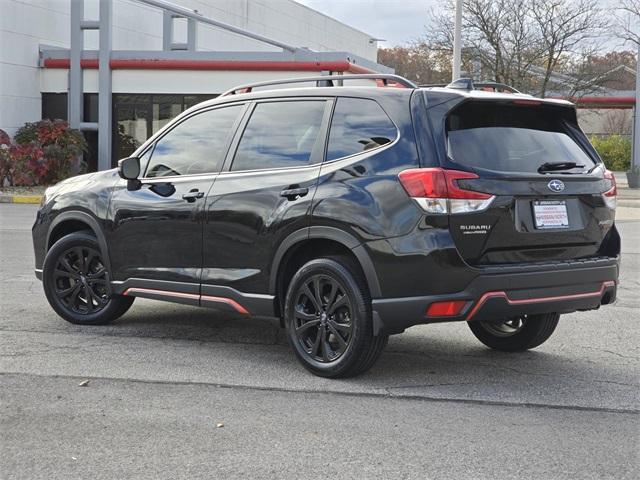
1;0;388;170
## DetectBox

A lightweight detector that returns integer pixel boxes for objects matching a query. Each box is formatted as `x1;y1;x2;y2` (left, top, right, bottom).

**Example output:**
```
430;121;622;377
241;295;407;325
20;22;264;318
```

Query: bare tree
461;0;541;88
426;1;539;89
377;43;452;84
531;0;609;96
425;0;611;96
615;0;640;45
603;110;633;135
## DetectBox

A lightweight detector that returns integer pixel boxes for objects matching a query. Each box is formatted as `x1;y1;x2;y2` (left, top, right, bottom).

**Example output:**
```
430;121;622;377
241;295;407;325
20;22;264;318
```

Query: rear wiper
537;162;585;173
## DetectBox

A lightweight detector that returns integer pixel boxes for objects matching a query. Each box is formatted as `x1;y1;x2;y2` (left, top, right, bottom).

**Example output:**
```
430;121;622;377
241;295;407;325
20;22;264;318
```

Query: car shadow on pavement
102;301;637;406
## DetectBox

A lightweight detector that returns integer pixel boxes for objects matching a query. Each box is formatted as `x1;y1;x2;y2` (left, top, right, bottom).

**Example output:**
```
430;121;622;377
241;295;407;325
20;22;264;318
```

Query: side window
145;105;243;178
326;98;397;161
231;100;326;171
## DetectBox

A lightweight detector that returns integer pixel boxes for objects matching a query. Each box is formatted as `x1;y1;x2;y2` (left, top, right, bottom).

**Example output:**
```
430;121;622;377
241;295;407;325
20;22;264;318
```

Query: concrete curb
0;195;43;204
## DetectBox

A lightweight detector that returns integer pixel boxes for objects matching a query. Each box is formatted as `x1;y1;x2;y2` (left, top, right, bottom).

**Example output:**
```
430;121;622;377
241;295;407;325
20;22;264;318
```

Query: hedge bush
590;135;632;172
0;120;86;186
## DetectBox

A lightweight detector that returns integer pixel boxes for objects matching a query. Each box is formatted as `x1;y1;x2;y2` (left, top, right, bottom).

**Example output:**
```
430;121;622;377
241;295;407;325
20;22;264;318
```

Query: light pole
452;0;463;81
632;42;639;171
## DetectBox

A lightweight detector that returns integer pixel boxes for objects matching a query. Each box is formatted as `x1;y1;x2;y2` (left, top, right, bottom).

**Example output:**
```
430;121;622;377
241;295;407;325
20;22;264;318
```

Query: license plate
533;200;569;229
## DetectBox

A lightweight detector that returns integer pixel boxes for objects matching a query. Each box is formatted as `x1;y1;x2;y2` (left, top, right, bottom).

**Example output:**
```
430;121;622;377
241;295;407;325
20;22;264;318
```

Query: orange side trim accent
201;295;250;315
123;287;199;301
123;288;250;315
465;281;615;321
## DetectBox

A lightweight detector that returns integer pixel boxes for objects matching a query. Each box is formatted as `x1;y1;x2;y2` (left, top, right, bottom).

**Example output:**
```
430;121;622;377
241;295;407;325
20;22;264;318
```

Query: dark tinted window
145;105;242;177
446;102;596;173
232;101;326;171
113;93;218;163
326;98;397;161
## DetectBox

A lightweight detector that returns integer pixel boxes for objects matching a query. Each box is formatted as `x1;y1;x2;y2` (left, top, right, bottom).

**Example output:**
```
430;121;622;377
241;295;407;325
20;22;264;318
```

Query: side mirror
118;156;140;180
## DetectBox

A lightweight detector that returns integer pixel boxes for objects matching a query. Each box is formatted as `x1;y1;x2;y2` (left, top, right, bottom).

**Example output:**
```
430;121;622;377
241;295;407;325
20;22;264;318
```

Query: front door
107;103;247;288
202;99;331;312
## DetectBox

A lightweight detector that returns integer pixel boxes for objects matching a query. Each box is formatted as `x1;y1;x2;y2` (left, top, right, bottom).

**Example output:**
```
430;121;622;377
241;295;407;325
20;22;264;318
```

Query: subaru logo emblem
548;179;565;192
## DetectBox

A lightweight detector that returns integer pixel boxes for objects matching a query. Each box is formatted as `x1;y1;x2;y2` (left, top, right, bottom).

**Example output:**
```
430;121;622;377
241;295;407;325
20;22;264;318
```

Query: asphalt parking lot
1;203;638;479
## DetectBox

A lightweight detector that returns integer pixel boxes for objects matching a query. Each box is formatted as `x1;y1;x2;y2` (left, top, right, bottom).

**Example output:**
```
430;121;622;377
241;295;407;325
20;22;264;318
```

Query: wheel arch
46;211;112;272
270;227;382;317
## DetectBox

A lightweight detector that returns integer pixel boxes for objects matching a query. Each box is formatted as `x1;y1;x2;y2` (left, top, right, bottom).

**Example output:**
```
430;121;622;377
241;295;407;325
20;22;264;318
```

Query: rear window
446;102;596;173
326;98;397;161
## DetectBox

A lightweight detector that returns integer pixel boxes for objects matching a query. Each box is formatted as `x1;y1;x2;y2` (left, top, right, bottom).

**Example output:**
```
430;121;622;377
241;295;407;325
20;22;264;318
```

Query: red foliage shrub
0;129;10;146
1;120;87;186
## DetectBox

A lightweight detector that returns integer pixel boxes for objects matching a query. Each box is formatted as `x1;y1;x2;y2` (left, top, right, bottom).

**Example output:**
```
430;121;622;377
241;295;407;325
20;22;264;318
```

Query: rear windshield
446;102;596;173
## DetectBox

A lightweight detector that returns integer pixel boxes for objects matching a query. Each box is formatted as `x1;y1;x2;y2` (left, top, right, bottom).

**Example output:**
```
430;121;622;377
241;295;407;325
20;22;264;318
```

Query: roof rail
474;82;521;93
447;78;476;90
220;74;418;97
420;78;521;94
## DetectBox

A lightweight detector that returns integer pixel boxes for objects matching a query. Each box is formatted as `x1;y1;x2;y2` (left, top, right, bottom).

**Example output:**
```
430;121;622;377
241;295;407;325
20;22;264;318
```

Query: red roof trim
549;95;636;108
42;58;377;74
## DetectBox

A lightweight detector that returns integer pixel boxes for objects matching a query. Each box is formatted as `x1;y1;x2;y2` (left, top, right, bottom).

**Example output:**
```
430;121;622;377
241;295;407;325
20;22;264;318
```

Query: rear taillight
426;300;468;317
603;170;617;210
398;168;495;214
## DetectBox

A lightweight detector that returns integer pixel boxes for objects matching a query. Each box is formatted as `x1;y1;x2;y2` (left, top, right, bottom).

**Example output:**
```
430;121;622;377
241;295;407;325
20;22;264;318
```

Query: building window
42;93;99;172
41;93;68;121
41;92;219;171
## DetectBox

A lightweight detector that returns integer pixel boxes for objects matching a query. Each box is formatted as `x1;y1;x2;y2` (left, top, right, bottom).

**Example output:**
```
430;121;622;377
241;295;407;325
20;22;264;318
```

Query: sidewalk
0;186;46;204
613;171;640;208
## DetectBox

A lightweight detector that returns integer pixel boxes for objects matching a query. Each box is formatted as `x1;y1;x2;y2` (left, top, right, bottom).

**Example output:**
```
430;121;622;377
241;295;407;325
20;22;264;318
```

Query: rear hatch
431;98;618;266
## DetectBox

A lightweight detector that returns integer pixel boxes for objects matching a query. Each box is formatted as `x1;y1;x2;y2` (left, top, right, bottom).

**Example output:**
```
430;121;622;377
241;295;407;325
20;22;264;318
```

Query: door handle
182;189;204;202
280;187;309;200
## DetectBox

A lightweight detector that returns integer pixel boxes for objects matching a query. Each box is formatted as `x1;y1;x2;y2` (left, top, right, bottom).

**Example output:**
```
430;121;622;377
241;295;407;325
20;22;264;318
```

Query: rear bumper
372;258;619;335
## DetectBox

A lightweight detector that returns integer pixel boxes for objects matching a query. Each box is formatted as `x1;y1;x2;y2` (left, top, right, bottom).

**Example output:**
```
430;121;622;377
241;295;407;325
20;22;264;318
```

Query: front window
145;105;243;178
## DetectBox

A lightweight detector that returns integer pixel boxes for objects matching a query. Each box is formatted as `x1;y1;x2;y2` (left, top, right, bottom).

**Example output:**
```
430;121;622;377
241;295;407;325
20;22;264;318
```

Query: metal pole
138;0;297;52
187;17;197;51
98;0;112;170
452;0;463;81
69;0;83;129
162;11;173;51
632;42;639;170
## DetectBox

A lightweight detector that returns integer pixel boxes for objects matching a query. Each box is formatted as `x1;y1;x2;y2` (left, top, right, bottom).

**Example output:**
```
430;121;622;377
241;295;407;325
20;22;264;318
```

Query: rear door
202;98;332;301
435;99;617;265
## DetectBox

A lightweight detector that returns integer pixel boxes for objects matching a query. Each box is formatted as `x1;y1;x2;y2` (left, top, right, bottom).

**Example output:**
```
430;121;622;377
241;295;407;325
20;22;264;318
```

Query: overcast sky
295;0;630;50
296;0;439;47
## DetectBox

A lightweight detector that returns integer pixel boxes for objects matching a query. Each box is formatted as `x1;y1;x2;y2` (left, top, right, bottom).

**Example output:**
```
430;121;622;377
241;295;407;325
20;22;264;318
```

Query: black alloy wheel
285;257;388;378
53;245;109;314
43;232;134;325
293;274;354;363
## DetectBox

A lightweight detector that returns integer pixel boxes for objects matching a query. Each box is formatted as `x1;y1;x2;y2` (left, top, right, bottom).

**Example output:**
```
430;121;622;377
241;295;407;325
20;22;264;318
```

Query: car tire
43;231;134;325
467;313;560;351
284;256;388;378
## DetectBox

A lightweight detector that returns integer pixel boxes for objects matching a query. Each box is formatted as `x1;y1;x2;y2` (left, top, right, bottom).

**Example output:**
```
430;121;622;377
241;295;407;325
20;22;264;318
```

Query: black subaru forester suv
33;74;620;378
